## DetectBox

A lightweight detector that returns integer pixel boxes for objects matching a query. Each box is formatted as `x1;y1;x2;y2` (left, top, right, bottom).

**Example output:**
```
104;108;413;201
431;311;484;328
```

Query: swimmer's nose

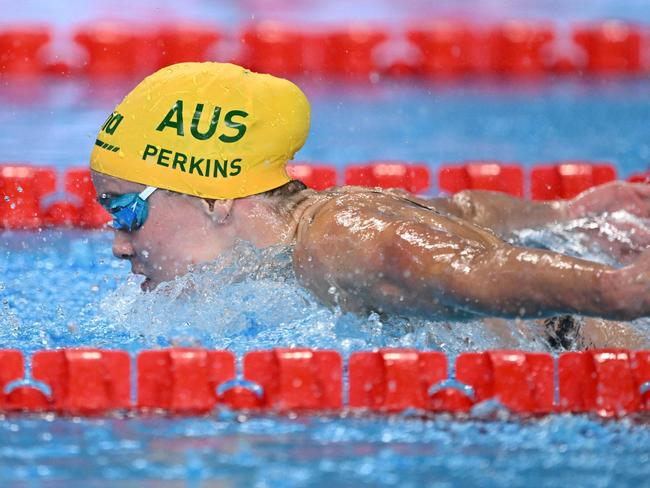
112;230;134;260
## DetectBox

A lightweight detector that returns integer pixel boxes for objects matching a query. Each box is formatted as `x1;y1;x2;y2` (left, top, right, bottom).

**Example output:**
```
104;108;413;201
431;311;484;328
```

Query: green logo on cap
156;100;249;143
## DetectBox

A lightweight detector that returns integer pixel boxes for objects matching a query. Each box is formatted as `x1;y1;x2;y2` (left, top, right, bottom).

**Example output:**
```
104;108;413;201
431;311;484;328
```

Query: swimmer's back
292;186;504;316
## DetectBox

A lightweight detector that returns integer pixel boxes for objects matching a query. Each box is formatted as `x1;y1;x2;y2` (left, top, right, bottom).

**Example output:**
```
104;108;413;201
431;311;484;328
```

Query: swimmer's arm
384;224;650;321
426;190;568;237
296;202;650;321
427;181;650;237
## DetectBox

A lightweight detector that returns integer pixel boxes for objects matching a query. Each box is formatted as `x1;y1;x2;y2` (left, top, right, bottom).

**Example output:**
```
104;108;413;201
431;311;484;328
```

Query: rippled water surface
2;215;650;485
3;16;650;482
2;79;650;177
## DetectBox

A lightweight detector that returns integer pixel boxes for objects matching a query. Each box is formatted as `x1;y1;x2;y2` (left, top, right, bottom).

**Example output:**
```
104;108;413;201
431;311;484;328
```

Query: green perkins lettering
213;159;228;178
189;156;205;176
157;148;172;167
141;144;242;179
172;152;187;172
229;158;242;176
142;144;158;160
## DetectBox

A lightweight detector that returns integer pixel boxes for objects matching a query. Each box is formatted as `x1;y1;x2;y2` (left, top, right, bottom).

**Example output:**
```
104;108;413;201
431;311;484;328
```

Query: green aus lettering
156;100;185;136
190;104;221;140
219;111;248;143
156;100;248;143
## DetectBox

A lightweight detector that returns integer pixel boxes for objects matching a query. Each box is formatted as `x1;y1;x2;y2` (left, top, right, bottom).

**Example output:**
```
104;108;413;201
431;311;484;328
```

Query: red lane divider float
287;163;337;191
573;21;643;75
488;21;555;76
407;21;476;77
138;348;236;414
407;20;557;77
73;23;139;78
325;24;389;77
32;349;130;414
0;350;27;410
0;165;44;229
530;162;617;200
628;172;650;183
345;162;430;193
438;162;524;197
348;350;553;413
558;350;650;415
1;161;640;228
0;26;50;76
0;165;110;229
155;23;220;69
241;349;342;411
73;22;220;78
2;20;648;79
4;349;130;414
349;349;448;412
64;168;112;227
240;22;325;77
33;166;79;227
455;351;554;414
2;348;650;417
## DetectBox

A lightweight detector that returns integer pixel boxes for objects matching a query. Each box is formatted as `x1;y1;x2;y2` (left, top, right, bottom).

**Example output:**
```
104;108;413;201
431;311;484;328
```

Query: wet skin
92;170;650;322
92;172;237;291
293;186;650;321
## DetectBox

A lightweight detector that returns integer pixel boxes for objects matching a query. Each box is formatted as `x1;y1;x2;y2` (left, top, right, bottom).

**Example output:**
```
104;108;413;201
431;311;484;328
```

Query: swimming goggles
99;186;157;232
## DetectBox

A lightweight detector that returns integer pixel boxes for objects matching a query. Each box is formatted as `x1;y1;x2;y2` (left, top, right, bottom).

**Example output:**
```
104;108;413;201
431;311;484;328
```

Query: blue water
2;79;650;185
3;2;650;482
3;0;650;26
2;415;650;487
3;75;650;485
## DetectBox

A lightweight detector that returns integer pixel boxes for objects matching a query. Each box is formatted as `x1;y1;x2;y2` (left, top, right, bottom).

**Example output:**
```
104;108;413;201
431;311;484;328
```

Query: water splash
513;212;650;346
513;210;650;266
3;212;650;355
81;240;551;355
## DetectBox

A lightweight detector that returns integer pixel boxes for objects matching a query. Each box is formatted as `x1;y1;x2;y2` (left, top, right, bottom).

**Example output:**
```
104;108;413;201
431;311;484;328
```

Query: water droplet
16;186;22;193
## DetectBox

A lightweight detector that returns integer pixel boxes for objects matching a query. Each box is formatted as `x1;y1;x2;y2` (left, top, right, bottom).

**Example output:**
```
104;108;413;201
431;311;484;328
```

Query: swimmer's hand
567;181;650;219
576;214;650;264
565;181;650;263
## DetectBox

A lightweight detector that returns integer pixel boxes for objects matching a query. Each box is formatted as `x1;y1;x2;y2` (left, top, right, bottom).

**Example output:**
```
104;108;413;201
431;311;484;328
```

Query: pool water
2;78;650;176
2;414;650;487
2;72;650;485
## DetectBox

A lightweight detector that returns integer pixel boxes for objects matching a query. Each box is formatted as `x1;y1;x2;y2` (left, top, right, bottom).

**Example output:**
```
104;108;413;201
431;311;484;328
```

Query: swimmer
90;62;650;347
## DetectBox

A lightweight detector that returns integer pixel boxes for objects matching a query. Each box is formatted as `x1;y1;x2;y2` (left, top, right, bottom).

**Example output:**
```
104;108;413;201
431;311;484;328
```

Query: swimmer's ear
202;198;234;224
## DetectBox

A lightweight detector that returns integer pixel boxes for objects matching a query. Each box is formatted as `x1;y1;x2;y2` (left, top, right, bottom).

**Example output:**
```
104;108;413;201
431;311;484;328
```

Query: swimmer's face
91;171;236;291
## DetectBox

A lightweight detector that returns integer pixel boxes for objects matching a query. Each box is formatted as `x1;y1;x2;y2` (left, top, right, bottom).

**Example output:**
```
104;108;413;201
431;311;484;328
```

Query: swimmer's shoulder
290;187;367;251
292;185;438;273
291;186;394;293
293;186;395;240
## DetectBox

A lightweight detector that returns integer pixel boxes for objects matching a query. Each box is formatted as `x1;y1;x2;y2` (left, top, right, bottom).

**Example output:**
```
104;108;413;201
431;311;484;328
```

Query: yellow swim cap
90;62;310;199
